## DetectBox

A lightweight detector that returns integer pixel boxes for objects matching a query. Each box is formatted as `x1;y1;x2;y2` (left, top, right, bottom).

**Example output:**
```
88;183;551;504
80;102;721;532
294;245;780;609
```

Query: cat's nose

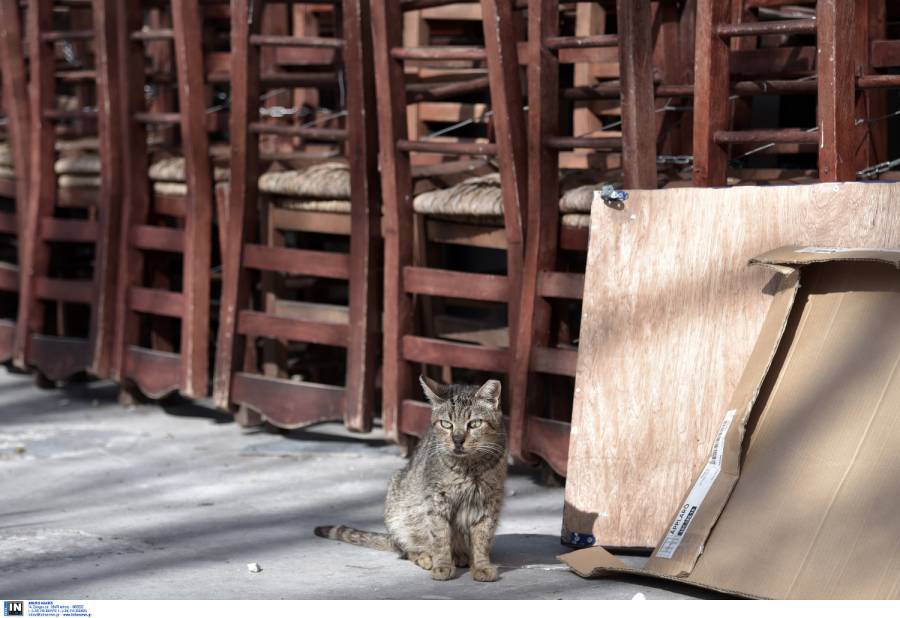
452;434;465;446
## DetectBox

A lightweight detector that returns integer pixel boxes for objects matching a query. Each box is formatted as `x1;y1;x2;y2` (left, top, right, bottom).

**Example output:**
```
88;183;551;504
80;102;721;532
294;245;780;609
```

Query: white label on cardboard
655;409;736;559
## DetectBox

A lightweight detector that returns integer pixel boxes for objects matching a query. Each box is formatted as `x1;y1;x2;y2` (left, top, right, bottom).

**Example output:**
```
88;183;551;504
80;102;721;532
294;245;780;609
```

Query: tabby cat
315;376;508;582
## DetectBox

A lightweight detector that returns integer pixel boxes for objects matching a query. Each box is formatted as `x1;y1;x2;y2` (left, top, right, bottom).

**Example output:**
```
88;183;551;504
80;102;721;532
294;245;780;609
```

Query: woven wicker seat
0;143;12;168
413;173;504;217
560;213;590;228
54;154;101;176
152;181;229;196
58;174;101;189
258;161;351;200
273;197;352;214
559;183;599;214
149;156;230;183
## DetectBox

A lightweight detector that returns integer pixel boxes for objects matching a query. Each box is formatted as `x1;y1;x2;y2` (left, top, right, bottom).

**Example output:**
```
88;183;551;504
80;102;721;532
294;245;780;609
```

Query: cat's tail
314;525;396;552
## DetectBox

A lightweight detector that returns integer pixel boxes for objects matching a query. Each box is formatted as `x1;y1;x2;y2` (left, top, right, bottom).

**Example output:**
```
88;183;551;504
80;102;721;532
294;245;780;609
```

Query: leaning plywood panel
564;182;900;549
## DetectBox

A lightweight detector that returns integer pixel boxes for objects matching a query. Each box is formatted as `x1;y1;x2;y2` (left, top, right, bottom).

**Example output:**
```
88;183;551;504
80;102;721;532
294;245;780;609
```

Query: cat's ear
419;375;449;406
475;379;501;410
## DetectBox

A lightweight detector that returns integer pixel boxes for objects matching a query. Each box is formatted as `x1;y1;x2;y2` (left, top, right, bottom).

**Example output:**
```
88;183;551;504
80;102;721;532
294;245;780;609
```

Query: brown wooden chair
112;1;230;401
507;0;662;477
371;0;527;445
213;0;380;432
692;0;883;185
14;0;124;383
0;0;29;362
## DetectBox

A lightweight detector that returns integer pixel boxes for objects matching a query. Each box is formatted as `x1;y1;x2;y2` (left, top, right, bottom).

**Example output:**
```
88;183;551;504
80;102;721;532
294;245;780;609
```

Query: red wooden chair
113;1;229;401
15;0;125;383
213;0;380;432
508;0;664;477
371;0;528;445
692;0;880;185
0;0;29;362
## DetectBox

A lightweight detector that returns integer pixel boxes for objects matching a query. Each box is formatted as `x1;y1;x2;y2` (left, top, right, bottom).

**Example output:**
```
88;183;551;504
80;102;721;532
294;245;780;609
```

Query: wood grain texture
565;182;900;549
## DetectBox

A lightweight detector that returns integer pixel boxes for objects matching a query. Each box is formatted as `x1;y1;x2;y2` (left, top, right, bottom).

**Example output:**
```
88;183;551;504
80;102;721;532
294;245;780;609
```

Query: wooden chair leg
371;0;415;443
817;0;857;182
260;202;288;380
692;0;732;187
617;0;657;189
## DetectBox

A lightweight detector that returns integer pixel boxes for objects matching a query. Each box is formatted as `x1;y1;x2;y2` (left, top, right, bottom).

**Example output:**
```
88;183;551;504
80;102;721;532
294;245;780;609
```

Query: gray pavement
0;368;716;599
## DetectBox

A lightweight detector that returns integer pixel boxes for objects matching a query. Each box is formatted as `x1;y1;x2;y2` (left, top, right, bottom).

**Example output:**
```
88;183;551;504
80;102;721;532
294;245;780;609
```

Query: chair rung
402;335;508;373
206;71;341;88
563;83;695;100
40;217;97;243
231;372;345;429
35;277;93;304
391;46;486;61
131;29;175;42
125;347;182;400
397;139;497;156
242;244;350;279
525;416;570;477
544;136;622;151
714;128;819;145
0;262;18;292
250;34;343;49
130;225;185;253
401;0;469;11
399;399;432;438
425;219;507;249
858;75;900;90
41;30;93;43
44;109;97;120
537;271;584;300
129;287;184;318
531;346;578;377
154;193;187;218
270;209;352;236
407;77;490;103
403;267;509;303
238;310;349;347
135;112;181;125
545;34;619;50
248;122;347;141
717;19;816;39
272;299;349;325
57;70;98;82
0;212;17;235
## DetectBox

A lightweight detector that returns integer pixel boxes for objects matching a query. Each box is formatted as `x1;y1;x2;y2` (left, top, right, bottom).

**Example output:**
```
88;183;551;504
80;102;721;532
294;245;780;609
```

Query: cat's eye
439;420;452;429
468;420;483;429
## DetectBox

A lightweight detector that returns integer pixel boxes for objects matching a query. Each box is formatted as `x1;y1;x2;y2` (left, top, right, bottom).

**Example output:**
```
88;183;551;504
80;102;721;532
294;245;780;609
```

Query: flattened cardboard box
561;247;900;599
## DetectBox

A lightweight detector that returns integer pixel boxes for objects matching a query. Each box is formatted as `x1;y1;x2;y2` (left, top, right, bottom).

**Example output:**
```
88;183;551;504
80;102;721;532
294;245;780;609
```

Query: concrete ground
0;368;717;600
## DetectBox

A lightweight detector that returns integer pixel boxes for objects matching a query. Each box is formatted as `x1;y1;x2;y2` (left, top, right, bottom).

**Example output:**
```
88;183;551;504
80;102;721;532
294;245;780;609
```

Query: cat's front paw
431;564;456;581
414;553;433;570
471;563;499;582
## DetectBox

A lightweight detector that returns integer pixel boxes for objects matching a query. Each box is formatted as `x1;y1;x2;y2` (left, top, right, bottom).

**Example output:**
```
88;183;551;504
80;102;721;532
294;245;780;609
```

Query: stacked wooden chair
213;0;380;431
560;1;696;177
0;0;29;363
113;0;230;401
15;0;124;383
509;1;695;476
371;0;527;445
402;2;500;166
692;0;889;185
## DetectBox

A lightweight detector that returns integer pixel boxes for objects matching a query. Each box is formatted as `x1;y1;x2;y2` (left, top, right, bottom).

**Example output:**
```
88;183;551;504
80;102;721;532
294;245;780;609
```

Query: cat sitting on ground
315;376;508;582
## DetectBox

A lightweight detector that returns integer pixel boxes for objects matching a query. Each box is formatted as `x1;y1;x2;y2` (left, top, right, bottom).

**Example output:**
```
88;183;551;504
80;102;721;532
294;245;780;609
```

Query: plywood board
564;182;900;549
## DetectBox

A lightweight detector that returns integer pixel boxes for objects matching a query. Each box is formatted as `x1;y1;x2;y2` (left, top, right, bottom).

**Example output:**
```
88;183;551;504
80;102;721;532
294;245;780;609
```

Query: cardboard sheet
561;247;900;599
564;183;900;549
